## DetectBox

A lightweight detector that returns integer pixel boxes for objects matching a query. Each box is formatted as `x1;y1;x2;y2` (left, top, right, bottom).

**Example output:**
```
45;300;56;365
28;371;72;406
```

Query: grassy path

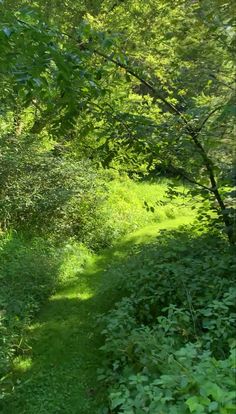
5;217;192;414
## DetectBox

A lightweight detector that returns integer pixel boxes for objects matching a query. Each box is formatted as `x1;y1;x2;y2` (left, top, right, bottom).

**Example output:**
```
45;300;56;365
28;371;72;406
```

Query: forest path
5;216;193;414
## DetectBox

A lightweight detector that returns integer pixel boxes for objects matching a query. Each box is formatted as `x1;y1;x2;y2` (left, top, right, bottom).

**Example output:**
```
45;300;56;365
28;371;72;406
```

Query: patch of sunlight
50;291;94;301
28;322;41;331
14;356;32;372
120;215;194;245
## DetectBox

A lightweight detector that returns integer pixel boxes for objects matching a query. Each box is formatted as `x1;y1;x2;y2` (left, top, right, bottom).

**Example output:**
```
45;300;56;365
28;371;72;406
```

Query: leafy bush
1;141;192;250
107;344;236;414
0;141;109;248
99;228;236;413
0;133;196;250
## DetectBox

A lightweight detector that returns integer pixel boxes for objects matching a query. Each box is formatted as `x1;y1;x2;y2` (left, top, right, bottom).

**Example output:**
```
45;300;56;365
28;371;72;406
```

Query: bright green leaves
186;381;236;413
186;396;212;413
0;9;127;139
0;1;235;241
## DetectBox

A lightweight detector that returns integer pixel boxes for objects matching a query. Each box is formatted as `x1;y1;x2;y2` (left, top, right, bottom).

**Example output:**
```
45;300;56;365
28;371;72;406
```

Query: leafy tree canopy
0;0;235;240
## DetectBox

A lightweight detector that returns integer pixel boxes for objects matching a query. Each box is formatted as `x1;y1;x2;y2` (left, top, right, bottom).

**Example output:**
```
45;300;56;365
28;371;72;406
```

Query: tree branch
166;165;213;193
209;74;235;91
198;105;222;132
93;49;191;126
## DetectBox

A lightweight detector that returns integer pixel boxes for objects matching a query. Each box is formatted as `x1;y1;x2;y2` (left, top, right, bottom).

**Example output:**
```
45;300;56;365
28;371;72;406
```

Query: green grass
3;215;194;414
95;176;196;246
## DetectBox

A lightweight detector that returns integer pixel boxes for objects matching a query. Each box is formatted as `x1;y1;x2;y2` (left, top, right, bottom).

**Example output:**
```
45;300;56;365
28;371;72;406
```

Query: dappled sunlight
7;220;190;412
3;218;198;412
3;215;234;413
111;215;195;252
14;357;33;373
1;1;234;411
50;291;94;301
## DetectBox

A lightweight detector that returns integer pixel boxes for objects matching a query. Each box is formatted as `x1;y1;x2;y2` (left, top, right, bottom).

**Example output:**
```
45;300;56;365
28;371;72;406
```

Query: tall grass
97;175;195;244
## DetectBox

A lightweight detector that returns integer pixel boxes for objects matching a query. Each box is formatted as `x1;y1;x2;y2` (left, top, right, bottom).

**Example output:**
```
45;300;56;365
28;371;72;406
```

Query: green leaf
208;401;218;412
186;396;204;413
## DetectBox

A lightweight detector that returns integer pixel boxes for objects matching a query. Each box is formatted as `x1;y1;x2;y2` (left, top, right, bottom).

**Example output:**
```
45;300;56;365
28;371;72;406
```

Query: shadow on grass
1;225;155;414
1;217;195;414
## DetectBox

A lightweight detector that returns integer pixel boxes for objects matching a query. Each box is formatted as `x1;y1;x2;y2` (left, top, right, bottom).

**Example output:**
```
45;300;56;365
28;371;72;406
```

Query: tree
0;1;235;241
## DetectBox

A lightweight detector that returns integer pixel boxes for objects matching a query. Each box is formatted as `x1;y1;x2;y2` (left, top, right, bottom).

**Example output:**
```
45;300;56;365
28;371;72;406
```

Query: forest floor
5;216;193;414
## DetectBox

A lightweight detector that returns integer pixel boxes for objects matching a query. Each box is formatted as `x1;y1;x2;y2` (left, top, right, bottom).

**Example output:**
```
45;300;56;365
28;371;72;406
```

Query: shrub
107;344;236;414
99;228;236;413
0;142;108;248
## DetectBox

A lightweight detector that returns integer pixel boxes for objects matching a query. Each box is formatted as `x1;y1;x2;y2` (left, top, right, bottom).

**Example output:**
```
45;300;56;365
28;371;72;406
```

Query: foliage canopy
0;0;235;240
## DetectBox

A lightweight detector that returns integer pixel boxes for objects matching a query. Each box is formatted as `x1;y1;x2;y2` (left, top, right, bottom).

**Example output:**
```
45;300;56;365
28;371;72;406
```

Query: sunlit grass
101;176;197;241
50;290;94;301
4;180;197;414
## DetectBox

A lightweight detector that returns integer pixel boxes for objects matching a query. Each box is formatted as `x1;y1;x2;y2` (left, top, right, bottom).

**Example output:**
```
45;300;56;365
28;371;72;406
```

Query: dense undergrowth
0;2;235;411
98;227;236;414
1;171;235;413
0;175;194;402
